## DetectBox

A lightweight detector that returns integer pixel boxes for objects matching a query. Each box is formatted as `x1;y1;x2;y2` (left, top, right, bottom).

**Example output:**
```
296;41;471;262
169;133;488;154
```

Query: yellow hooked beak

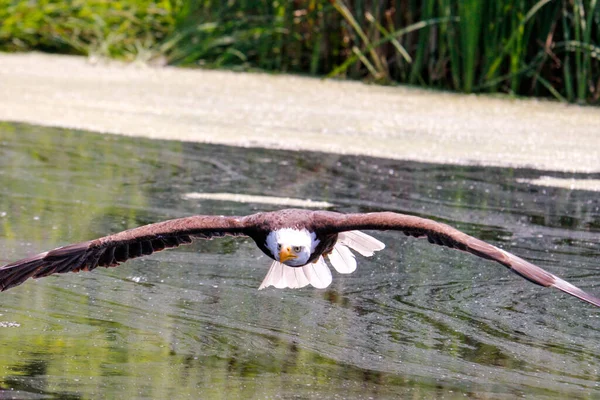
279;246;297;263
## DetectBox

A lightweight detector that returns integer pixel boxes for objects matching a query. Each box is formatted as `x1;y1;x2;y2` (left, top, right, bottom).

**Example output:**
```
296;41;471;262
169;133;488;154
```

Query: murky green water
0;122;599;399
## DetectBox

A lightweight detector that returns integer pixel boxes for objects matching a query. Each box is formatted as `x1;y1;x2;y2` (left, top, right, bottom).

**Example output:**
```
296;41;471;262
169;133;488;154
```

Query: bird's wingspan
2;208;599;309
0;215;250;291
312;211;600;308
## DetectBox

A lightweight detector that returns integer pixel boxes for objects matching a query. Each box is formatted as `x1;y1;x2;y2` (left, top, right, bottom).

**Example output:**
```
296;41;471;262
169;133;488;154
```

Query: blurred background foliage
0;0;598;104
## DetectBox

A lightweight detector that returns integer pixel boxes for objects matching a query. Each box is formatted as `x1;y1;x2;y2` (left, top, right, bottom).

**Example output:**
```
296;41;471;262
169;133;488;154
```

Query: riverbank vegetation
1;0;598;104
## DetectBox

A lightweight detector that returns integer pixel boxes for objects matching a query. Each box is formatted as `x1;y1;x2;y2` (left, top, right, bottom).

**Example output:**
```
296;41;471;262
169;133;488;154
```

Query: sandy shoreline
0;52;598;176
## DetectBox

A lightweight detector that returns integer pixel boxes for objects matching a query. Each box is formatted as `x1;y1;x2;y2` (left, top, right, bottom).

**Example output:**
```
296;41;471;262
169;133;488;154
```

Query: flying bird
0;209;598;308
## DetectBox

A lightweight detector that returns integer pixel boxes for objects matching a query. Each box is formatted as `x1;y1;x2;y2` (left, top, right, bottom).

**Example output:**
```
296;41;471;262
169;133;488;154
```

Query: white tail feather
301;257;332;289
258;261;281;290
259;261;311;290
338;231;385;256
328;244;357;274
288;266;311;288
258;261;310;290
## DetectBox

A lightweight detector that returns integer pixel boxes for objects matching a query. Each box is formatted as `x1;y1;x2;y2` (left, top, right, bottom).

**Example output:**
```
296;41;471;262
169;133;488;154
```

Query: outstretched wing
312;211;600;308
0;215;252;291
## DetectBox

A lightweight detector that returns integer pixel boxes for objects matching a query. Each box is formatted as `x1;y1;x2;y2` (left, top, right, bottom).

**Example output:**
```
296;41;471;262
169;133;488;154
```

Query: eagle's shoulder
244;209;339;232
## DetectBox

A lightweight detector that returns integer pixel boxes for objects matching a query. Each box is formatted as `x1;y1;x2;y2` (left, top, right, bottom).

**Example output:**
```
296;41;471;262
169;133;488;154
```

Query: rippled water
0;122;599;399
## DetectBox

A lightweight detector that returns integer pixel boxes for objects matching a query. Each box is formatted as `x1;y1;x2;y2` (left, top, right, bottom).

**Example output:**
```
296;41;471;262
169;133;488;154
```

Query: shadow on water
0;122;599;399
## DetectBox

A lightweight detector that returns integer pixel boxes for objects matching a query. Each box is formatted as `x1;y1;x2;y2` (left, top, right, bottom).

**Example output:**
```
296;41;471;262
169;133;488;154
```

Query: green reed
0;0;598;103
0;0;176;61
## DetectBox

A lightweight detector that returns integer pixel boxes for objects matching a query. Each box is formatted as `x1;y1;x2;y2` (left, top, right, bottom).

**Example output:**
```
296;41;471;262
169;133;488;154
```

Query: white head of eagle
265;228;319;267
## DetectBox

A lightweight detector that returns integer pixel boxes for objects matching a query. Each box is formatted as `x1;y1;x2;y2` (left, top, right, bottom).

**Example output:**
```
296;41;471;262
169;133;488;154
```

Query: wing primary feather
151;238;167;252
98;246;116;266
37;259;70;277
552;276;600;307
83;249;103;272
114;244;131;262
0;257;46;290
44;242;91;258
162;236;181;248
55;254;88;274
140;241;154;256
129;242;143;258
178;235;193;244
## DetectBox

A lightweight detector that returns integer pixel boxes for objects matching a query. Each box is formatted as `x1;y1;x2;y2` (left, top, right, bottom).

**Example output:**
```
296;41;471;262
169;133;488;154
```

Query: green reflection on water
1;122;599;399
0;123;181;243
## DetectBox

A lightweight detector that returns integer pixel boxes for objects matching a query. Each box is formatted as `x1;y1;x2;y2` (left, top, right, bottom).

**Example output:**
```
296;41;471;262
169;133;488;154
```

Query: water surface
0;122;599;399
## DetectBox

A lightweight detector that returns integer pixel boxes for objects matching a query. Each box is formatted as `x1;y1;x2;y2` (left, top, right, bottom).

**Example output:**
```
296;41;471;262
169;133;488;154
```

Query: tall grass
326;0;599;103
0;0;598;103
0;0;176;60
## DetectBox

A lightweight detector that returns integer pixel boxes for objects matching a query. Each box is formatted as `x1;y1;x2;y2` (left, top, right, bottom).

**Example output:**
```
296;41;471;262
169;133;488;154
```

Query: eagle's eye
292;246;302;253
277;244;282;250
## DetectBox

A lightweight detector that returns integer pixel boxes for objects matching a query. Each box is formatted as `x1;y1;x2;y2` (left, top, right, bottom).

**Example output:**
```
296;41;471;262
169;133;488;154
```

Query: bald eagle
0;209;598;308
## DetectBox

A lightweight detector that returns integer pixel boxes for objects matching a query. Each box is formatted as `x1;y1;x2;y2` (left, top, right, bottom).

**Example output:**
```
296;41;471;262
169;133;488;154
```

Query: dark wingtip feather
0;242;93;291
484;242;600;308
44;242;91;259
551;277;600;308
0;253;48;291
